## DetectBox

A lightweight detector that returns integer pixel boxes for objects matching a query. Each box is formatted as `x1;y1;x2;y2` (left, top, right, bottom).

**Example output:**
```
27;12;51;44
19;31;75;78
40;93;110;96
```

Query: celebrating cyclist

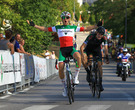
27;11;97;97
80;26;109;92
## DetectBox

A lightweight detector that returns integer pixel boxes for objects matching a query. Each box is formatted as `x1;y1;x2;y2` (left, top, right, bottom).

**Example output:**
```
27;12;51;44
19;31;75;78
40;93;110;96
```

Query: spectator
0;29;14;54
10;36;15;45
0;33;4;40
51;51;55;59
45;50;50;59
14;33;23;53
19;38;31;56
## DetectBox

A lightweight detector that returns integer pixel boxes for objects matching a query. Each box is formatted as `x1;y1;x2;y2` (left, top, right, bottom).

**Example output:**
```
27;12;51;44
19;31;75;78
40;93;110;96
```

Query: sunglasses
62;16;70;19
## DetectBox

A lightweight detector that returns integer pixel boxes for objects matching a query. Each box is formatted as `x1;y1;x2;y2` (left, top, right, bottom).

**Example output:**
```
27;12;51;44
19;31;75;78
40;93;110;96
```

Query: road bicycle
64;57;75;104
88;56;102;98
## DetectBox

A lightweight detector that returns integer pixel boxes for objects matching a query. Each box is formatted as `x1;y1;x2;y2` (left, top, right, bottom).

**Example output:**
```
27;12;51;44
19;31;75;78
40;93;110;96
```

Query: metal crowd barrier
0;50;58;95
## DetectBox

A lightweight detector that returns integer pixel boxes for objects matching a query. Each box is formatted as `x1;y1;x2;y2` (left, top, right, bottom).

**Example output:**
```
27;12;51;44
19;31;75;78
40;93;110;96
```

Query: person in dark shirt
0;29;14;54
14;34;23;53
80;26;109;92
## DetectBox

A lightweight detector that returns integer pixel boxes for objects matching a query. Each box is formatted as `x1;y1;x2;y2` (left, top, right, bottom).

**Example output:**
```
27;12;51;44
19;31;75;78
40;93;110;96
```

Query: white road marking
0;105;7;108
0;95;10;99
128;101;135;106
0;86;34;99
22;105;58;110
78;105;111;110
51;76;58;80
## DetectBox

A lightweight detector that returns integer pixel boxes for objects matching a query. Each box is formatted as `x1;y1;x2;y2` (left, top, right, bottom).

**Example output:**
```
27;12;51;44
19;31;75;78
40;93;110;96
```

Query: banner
33;56;47;82
24;55;34;79
13;52;21;82
0;51;14;86
20;54;25;76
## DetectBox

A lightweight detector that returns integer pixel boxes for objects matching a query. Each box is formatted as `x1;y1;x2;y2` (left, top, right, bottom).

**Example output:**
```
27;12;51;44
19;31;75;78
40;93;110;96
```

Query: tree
81;3;90;23
89;0;135;44
0;0;84;54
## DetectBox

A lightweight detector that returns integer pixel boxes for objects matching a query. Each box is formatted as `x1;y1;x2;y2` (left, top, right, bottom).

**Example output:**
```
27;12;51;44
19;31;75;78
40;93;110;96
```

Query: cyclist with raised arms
27;11;97;97
80;26;109;91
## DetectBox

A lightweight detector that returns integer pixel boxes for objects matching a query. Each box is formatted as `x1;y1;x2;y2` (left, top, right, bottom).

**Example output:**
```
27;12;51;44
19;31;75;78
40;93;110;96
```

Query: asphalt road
0;59;135;110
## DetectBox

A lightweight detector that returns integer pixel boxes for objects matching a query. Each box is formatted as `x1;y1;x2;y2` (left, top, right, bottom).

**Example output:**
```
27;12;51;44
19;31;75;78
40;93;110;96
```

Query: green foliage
89;14;96;25
89;0;135;44
81;3;90;23
0;0;81;54
74;1;80;22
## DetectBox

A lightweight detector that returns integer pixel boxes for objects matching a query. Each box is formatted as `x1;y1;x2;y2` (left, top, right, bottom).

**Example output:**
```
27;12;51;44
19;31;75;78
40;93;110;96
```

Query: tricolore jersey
48;25;84;48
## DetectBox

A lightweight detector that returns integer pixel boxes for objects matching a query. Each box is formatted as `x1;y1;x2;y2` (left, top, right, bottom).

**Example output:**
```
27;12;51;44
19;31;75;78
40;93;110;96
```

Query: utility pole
125;0;127;47
74;1;75;22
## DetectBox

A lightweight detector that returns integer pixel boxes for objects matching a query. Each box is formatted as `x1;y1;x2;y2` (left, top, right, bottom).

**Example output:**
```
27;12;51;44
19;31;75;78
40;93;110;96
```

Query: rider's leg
81;52;92;83
73;52;81;84
86;55;93;83
81;52;88;68
59;62;66;86
59;50;67;96
98;61;104;91
81;53;90;74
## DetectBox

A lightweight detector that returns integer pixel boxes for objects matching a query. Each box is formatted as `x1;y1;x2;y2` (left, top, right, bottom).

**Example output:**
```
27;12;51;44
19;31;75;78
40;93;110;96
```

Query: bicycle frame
88;56;101;98
64;57;75;104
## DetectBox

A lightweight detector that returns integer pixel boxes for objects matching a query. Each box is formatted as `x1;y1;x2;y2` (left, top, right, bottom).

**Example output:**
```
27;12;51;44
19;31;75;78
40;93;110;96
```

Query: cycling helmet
123;48;128;52
61;11;71;18
96;26;105;35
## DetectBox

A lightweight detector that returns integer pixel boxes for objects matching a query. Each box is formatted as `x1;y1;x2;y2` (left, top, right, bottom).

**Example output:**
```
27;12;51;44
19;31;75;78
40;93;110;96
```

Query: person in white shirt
117;48;133;76
45;50;50;59
51;51;55;59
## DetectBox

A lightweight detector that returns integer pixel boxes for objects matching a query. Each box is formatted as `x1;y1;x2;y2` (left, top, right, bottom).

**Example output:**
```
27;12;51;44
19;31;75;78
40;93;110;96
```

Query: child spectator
19;38;31;56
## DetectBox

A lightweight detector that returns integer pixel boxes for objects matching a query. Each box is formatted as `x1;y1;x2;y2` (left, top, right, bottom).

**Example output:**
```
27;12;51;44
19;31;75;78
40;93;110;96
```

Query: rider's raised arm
34;25;48;32
27;20;49;32
83;25;97;31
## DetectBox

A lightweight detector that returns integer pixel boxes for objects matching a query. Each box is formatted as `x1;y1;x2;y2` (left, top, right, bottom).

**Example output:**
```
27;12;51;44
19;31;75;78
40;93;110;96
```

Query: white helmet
61;11;71;18
123;48;128;52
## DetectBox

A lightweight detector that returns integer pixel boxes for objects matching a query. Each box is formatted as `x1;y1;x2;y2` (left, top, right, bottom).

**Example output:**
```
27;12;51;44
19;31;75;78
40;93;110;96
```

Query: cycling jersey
84;33;107;61
48;25;84;48
84;33;107;52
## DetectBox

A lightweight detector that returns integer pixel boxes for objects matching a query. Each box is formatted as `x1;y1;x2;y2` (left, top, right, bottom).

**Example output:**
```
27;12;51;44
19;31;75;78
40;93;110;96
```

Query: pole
125;0;127;48
74;1;75;21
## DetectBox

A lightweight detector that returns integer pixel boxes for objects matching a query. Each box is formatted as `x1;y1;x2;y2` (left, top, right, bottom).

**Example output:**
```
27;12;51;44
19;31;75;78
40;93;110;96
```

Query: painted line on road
51;76;58;80
22;105;58;110
128;101;135;106
0;105;7;109
0;86;35;99
78;105;111;110
0;95;10;99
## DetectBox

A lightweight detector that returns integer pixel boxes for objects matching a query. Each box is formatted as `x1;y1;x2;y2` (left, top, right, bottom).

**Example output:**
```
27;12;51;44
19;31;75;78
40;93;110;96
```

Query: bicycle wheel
66;70;72;104
70;74;74;102
95;68;101;98
89;74;95;97
122;68;126;81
